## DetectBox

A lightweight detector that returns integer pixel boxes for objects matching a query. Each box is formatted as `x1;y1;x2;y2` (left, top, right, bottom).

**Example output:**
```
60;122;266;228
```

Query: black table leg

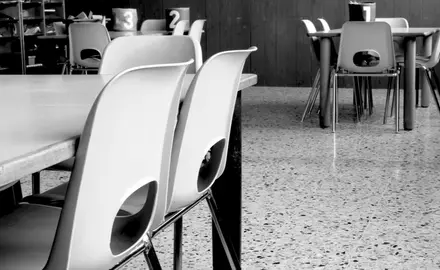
212;92;242;269
0;181;23;217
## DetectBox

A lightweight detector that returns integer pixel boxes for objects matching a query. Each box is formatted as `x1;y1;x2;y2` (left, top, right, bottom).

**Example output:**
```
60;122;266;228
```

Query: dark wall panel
65;0;440;87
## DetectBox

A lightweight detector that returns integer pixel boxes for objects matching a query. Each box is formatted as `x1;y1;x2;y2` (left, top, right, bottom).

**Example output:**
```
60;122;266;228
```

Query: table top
0;73;258;187
308;27;440;38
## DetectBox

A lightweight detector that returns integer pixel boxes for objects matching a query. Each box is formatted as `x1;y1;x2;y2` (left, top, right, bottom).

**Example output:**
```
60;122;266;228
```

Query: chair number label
123;11;134;29
363;6;371;22
169;10;180;29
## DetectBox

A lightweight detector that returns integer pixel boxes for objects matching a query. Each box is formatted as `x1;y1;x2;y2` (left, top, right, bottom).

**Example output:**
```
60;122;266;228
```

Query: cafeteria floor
20;86;440;269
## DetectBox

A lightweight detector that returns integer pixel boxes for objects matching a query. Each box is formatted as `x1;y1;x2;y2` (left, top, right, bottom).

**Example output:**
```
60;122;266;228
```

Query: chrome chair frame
111;190;240;270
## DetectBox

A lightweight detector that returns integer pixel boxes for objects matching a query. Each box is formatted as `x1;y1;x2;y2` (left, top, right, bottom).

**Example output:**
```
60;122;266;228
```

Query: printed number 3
169;10;180;29
123;11;134;29
362;6;371;22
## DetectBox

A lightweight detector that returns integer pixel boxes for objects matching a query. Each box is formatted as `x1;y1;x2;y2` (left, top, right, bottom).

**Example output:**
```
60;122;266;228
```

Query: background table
309;27;440;130
0;73;257;269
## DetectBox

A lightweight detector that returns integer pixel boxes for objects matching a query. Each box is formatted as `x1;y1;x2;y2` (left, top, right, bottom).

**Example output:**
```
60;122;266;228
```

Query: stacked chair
4;34;257;269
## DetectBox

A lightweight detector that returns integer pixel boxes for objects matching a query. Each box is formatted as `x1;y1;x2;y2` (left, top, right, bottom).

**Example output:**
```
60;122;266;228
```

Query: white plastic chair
188;19;206;43
26;35;203;209
375;18;408;57
68;22;111;74
172;20;189;35
140;19;166;33
99;35;203;74
159;47;257;269
333;21;400;133
393;30;440;115
0;60;193;270
317;18;331;32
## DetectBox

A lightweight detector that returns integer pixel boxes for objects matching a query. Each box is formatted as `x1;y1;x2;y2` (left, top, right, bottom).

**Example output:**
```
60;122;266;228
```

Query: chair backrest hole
353;50;380;67
197;139;225;192
81;48;101;60
110;181;157;255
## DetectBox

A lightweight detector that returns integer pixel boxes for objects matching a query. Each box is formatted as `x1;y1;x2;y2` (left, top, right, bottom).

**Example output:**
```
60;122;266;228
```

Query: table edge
0;73;258;186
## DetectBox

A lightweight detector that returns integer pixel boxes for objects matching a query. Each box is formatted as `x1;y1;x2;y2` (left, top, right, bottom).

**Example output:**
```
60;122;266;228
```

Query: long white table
0;73;257;269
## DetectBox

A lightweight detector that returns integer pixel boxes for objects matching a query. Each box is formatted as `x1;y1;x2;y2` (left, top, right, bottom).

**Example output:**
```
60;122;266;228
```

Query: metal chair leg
390;80;396;117
384;77;393;124
332;74;338;133
395;74;400;133
31;172;40;195
309;83;320;116
353;77;361;122
301;70;320;122
206;192;241;270
368;77;374;115
144;236;163;270
415;68;420;107
426;68;440;113
330;70;339;123
173;218;183;270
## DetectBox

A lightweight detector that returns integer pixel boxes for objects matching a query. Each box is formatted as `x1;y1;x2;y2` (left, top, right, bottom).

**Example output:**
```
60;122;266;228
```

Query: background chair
391;30;440;117
319;17;377;120
0;61;192;270
375;17;412;109
333;21;400;133
68;22;111;74
99;35;203;74
140;19;166;34
300;19;337;122
172;20;189;35
188;19;206;43
300;19;322;122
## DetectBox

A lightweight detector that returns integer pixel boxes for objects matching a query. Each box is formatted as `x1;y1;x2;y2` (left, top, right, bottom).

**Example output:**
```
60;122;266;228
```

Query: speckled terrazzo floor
18;87;440;269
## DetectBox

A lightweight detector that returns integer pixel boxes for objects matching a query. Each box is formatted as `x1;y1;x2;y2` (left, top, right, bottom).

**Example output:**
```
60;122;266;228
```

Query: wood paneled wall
65;0;440;87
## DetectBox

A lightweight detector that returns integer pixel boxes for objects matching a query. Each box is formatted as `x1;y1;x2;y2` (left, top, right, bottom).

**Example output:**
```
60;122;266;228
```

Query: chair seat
75;57;101;69
0;204;60;270
23;182;146;216
395;55;430;66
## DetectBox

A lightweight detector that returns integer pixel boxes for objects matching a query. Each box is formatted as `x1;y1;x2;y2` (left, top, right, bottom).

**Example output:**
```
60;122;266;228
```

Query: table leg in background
421;35;433;107
319;37;331;129
404;37;417;131
212;93;242;269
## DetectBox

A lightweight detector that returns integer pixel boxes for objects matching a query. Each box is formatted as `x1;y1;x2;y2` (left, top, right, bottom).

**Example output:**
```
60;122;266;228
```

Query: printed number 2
123;11;134;29
362;6;371;22
169;10;180;29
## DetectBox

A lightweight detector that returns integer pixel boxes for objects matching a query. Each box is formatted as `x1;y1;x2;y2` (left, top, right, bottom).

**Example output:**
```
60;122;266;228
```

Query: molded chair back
317;18;331;31
189;19;206;43
301;19;321;62
164;47;257;217
140;19;166;33
337;21;396;73
172;20;189;35
69;22;111;68
421;30;440;69
44;61;192;269
375;17;409;28
375;17;408;55
99;35;202;74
